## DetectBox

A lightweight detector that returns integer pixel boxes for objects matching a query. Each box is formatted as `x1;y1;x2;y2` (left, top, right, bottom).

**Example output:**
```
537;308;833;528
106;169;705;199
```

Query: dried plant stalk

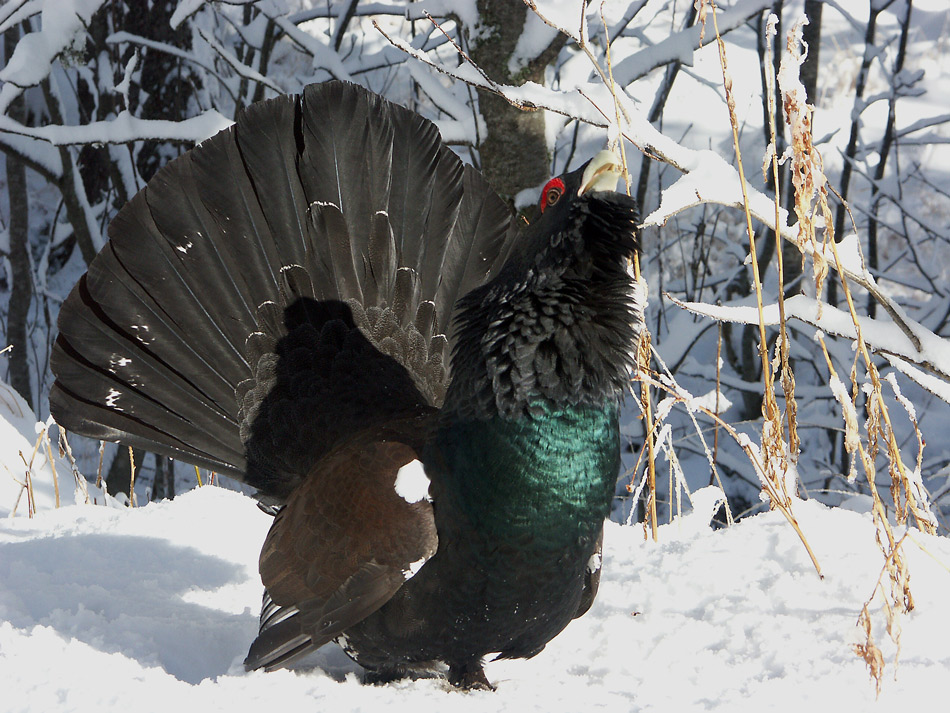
597;6;658;541
775;13;931;693
855;605;885;698
708;1;796;513
58;428;91;505
42;429;60;508
638;366;819;573
128;446;136;507
638;328;658;541
96;440;105;490
764;15;799;459
818;322;914;693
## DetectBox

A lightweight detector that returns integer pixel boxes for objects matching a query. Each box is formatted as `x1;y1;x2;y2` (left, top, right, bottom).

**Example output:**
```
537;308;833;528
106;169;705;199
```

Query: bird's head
536;149;626;217
447;151;644;420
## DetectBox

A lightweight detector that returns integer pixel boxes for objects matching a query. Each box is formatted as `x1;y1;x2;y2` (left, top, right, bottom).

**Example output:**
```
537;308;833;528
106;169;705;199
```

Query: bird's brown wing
244;439;437;670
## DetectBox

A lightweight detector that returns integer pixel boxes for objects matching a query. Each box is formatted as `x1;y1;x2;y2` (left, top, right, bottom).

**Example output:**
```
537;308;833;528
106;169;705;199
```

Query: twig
637;368;820;575
96;440;105;490
128;446;136;507
332;0;360;52
42;427;60;508
709;1;796;521
764;14;799;458
57;428;91;505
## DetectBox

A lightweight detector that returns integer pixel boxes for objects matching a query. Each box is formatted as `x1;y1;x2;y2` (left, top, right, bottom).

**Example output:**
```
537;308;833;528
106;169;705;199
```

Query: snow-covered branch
611;0;773;84
675;293;950;401
0;110;233;148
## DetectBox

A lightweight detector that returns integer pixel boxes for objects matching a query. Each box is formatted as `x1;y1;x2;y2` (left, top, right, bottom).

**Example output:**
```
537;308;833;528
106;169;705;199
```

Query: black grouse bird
49;81;642;689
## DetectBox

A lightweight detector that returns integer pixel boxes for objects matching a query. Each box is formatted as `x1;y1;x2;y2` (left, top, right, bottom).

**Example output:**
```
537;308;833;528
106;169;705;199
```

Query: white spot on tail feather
403;556;428;580
587;552;602;574
394;460;430;504
130;324;152;345
176;241;193;254
109;355;132;371
105;388;123;411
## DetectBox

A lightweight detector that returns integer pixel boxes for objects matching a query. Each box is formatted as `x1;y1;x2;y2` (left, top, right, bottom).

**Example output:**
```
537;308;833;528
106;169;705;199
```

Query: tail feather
58;253;243;427
365;212;397;307
390;267;418;327
144;152;261;336
298;82;394;250
187;131;286;308
50;81;518;497
232;95;312;270
433;168;517;332
317;204;364;303
48;353;245;476
392;149;463;303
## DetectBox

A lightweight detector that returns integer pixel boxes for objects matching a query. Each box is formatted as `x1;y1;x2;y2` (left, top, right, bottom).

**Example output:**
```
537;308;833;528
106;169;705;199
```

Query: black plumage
50;81;642;689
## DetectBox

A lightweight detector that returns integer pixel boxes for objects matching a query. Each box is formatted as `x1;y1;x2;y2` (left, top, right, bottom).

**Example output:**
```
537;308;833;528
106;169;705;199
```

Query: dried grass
703;0;819;573
770;11;931;695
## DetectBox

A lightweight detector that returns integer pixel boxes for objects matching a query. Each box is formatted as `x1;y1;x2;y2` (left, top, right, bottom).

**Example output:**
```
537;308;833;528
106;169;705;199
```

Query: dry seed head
855;606;884;698
829;373;861;458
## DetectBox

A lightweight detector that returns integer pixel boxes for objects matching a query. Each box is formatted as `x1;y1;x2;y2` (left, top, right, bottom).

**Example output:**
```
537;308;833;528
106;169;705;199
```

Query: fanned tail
50;81;517;499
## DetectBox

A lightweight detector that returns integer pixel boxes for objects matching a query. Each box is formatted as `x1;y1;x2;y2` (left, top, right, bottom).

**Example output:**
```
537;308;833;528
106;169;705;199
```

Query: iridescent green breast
427;402;620;549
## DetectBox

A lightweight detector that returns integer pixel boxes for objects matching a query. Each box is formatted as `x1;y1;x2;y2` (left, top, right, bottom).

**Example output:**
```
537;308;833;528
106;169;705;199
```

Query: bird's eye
540;178;565;213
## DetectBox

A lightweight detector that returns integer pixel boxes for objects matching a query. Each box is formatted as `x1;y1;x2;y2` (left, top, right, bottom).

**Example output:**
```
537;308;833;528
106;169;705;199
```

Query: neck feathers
445;191;642;420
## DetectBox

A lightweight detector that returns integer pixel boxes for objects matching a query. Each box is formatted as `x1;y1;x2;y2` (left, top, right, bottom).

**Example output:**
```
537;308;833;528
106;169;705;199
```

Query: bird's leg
447;660;495;691
362;665;413;685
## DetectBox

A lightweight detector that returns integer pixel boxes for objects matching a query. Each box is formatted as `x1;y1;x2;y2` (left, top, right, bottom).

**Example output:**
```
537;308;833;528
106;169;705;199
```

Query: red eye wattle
540;177;565;213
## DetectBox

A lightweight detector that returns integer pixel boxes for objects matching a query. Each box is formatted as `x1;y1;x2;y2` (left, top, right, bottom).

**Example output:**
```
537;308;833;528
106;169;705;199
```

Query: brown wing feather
245;440;437;670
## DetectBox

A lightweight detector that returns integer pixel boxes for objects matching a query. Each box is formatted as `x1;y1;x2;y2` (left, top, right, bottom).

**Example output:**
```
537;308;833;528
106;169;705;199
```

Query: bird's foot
362;665;413;685
447;661;495;691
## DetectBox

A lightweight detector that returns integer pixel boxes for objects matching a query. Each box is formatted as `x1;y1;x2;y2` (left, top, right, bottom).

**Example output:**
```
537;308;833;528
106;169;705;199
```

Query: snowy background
2;0;950;709
2;379;949;711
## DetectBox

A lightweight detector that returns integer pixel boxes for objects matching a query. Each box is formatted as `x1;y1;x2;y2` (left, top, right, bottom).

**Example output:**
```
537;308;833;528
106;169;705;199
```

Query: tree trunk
828;1;879;307
3;28;34;411
866;0;912;319
152;454;176;501
468;1;564;201
105;445;144;503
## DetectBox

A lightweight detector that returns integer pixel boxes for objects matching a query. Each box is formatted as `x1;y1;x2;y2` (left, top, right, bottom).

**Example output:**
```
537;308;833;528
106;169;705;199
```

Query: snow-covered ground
2;385;948;712
1;2;949;710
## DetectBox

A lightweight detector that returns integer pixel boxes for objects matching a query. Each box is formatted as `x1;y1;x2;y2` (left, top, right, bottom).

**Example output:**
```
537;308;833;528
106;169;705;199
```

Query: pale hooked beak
579;149;623;195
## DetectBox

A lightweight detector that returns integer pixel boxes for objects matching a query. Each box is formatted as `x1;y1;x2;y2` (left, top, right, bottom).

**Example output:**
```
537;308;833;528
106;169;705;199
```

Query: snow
2;483;948;710
0;110;234;148
612;0;774;84
404;1;479;32
2;1;950;707
113;51;137;109
642;148;792;231
828;373;861;462
508;11;561;77
2;395;948;710
0;382;93;514
403;556;428;580
676;294;950;399
0;0;107;88
170;0;205;30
